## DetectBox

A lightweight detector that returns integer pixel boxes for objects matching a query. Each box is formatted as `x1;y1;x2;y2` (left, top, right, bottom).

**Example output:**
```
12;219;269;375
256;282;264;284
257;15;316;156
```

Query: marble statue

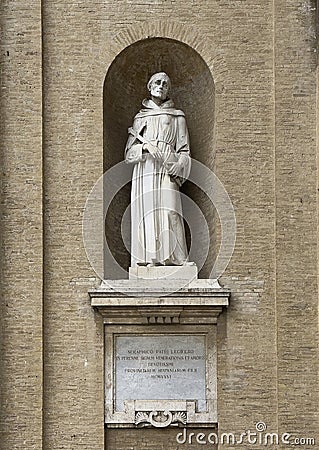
125;72;191;267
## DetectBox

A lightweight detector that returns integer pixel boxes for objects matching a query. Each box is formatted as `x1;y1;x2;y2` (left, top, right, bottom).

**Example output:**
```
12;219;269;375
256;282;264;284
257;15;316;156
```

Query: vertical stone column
0;1;43;448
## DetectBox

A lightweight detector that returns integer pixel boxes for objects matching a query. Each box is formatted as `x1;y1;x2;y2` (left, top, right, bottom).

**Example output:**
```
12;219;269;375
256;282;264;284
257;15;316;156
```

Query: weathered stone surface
129;265;198;281
115;334;206;411
0;0;318;449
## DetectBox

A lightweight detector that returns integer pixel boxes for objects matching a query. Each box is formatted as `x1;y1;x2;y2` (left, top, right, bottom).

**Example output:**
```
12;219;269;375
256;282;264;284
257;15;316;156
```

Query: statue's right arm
124;118;146;164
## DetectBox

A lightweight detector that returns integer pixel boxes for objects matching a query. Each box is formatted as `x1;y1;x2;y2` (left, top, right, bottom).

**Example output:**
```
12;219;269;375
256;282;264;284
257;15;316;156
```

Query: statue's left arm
169;115;191;184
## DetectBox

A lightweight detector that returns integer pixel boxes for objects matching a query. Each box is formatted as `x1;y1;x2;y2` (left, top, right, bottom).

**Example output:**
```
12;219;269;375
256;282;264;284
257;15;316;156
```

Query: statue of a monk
125;72;191;267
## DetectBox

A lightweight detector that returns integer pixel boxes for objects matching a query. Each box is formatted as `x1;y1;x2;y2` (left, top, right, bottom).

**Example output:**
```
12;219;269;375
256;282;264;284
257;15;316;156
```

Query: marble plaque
115;334;206;411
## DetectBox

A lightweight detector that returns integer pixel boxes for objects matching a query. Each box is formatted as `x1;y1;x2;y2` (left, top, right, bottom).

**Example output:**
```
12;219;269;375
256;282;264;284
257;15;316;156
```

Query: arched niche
103;37;216;278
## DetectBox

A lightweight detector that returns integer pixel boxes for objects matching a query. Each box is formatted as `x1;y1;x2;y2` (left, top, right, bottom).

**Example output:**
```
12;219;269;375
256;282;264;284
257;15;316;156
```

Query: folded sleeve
175;115;191;183
124;117;146;164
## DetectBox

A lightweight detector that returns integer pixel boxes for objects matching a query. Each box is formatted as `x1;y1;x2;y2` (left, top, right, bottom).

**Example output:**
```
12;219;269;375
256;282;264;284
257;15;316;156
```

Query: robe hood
134;98;185;118
141;98;175;109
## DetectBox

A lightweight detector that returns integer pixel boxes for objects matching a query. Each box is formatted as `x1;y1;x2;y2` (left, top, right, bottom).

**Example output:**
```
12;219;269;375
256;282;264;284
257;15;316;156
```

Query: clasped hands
142;141;180;177
142;141;162;160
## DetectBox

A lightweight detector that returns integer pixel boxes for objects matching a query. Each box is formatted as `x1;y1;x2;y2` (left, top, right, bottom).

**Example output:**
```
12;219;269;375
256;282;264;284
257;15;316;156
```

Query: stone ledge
90;278;230;298
89;279;230;325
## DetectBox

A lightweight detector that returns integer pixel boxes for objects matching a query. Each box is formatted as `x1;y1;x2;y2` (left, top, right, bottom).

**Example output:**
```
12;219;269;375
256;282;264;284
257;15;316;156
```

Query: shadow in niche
103;37;216;279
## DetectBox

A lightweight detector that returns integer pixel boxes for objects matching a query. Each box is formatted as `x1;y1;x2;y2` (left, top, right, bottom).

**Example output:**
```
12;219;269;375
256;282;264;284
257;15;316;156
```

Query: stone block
129;265;198;281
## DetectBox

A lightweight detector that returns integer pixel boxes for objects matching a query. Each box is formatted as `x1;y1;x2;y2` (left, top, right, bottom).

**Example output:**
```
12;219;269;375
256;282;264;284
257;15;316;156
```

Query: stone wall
0;0;318;449
0;1;43;448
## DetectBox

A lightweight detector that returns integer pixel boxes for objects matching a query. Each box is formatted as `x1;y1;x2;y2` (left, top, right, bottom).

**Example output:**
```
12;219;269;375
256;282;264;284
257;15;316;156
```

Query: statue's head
147;72;171;101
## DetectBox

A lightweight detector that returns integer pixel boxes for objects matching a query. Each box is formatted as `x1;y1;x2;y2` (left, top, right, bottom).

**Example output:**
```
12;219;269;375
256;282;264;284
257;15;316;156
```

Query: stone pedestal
129;264;198;281
90;277;230;428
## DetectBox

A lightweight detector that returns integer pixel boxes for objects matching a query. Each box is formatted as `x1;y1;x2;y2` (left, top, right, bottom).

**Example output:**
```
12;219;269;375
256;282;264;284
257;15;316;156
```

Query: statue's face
149;75;170;101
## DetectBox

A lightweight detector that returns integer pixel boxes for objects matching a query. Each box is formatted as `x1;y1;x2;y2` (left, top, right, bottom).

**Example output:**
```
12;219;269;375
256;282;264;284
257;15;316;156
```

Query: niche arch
103;37;216;278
